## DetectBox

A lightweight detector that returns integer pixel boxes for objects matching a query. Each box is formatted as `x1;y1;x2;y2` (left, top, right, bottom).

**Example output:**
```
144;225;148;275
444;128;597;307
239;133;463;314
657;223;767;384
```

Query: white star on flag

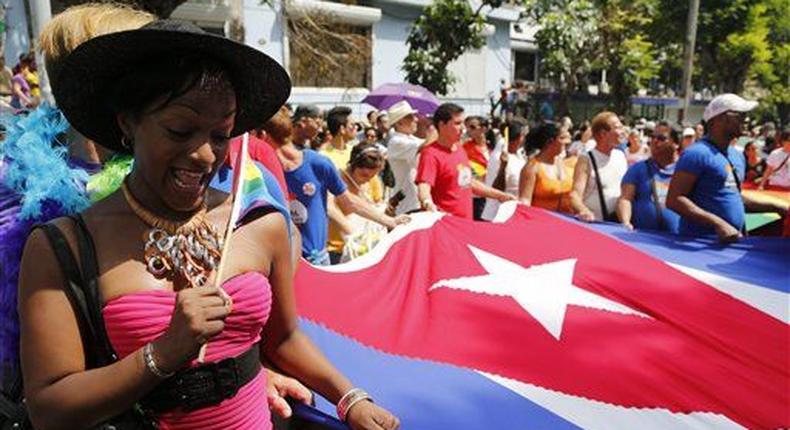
429;246;650;340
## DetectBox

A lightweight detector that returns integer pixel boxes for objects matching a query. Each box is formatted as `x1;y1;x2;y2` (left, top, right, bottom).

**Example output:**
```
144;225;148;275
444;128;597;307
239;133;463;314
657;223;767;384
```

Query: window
513;50;537;83
287;16;372;88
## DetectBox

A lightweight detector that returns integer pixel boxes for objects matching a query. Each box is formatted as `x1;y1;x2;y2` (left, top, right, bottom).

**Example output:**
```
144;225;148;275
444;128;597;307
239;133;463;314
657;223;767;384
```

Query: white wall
243;0;285;63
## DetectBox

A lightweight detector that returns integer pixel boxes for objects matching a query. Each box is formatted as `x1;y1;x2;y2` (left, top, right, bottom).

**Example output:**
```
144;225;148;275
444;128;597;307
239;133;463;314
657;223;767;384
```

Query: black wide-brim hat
54;20;291;153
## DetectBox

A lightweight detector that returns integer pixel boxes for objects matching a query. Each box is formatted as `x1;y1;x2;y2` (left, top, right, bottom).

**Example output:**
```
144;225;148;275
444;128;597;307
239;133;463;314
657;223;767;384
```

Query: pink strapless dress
103;272;273;430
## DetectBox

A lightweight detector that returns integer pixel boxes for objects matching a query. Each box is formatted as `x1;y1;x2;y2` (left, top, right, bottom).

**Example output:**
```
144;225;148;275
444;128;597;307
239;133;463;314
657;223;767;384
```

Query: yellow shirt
327;173;384;254
321;144;353;170
22;69;40;98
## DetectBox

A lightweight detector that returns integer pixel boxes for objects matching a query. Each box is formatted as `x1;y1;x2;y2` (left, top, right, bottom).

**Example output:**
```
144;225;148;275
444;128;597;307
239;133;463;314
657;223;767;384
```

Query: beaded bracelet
143;342;175;379
337;388;373;422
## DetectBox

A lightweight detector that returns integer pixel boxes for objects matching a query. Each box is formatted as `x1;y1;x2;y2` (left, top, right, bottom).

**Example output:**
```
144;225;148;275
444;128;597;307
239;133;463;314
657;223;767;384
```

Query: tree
402;0;503;96
594;0;659;114
523;0;600;114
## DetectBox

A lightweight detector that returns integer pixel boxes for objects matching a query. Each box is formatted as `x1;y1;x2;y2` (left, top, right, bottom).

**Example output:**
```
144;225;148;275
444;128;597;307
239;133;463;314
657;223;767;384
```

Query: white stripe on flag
670;263;788;324
481;372;746;430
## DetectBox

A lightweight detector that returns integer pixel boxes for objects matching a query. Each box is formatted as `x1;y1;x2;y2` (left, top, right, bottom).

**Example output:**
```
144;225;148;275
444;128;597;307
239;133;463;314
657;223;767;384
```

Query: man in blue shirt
267;110;409;264
667;94;786;242
617;125;680;233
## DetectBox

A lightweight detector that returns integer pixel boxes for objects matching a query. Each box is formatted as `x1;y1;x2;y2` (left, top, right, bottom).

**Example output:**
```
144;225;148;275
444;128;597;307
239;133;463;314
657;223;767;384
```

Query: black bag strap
715;146;748;236
69;214;118;364
39;223;102;367
588;151;609;219
774;153;790;173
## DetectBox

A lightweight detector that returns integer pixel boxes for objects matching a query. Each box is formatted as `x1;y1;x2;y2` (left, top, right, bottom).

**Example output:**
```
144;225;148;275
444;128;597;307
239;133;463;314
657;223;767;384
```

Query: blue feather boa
0;105;91;371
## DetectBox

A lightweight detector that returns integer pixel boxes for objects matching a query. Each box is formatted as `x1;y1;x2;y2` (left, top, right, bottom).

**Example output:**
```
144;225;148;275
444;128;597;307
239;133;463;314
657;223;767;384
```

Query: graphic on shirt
457;165;472;187
290;200;309;224
655;182;669;208
302;182;317;196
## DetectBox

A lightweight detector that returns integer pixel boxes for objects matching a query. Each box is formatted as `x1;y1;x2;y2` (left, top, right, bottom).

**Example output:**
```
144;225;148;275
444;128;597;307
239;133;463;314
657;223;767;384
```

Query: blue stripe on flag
300;319;581;430
583;221;789;293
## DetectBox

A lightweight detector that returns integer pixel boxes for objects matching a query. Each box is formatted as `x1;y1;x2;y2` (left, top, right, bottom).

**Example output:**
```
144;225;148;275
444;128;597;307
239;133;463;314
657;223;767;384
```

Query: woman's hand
266;369;313;418
154;286;231;372
346;400;400;430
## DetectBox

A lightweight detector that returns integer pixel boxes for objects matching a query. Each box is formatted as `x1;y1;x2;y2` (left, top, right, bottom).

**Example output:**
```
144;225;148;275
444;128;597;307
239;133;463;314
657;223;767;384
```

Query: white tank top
583;148;628;220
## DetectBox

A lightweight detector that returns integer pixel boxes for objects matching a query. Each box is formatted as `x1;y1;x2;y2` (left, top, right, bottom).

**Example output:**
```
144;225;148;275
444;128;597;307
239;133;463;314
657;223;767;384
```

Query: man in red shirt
416;103;514;218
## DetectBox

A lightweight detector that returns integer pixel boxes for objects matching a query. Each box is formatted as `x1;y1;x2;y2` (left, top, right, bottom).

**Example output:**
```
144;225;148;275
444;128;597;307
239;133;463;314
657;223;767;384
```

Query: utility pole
678;0;700;125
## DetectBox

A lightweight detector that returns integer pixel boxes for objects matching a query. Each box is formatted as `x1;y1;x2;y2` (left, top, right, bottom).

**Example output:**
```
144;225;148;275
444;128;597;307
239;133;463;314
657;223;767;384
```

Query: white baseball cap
387;100;419;126
682;127;695;137
703;93;758;122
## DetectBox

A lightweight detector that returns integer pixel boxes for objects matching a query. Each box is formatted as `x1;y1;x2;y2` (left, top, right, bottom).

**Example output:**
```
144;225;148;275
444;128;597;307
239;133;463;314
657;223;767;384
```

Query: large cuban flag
294;203;788;430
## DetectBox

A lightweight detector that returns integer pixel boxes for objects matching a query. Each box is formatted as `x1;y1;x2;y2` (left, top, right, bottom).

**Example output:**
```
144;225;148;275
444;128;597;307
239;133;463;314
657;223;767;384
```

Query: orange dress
530;159;573;213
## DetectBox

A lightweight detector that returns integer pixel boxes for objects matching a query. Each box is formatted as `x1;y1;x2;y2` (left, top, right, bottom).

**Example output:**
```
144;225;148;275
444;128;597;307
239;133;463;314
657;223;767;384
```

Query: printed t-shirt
284;150;347;257
765;148;790;188
227;134;288;197
415;142;474;219
622;159;680;233
674;139;745;236
387;131;424;214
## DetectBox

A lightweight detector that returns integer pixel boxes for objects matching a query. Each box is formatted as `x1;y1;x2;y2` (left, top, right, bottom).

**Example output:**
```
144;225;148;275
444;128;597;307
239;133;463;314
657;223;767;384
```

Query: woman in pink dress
17;20;398;430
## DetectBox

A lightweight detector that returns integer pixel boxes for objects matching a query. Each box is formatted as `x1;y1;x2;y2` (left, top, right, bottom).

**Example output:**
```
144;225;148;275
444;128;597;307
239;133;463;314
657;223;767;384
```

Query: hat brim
389;109;419;126
54;29;291;153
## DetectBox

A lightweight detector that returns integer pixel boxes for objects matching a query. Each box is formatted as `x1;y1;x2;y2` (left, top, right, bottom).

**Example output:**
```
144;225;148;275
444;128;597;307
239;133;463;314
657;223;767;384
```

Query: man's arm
416;182;436;211
334;191;408;229
569;156;595;221
616;184;636;230
758;164;776;190
666;170;740;242
471;179;515;202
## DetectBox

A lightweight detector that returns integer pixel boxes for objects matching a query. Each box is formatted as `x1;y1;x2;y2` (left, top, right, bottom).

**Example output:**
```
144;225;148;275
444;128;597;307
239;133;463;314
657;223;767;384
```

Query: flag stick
196;133;249;363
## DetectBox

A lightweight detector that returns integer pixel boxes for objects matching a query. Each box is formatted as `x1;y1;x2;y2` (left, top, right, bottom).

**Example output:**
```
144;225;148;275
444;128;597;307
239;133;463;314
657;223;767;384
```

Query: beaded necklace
122;179;223;288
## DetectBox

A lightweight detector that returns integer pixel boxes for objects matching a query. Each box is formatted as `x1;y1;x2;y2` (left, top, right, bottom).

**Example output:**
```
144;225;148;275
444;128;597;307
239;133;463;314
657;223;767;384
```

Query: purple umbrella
362;83;441;115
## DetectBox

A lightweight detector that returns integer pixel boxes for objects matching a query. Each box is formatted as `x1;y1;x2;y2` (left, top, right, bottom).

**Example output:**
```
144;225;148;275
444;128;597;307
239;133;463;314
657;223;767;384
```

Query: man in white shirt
570;111;628;221
386;100;436;214
760;127;790;189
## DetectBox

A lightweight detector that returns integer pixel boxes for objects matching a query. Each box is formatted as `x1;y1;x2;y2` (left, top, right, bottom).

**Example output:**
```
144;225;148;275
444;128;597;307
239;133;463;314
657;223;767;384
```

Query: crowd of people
247;93;787;259
0;52;41;110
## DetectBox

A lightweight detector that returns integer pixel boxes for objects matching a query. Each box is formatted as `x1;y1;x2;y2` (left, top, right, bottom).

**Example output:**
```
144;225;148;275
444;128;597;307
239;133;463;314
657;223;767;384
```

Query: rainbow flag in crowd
742;184;789;231
294;204;788;429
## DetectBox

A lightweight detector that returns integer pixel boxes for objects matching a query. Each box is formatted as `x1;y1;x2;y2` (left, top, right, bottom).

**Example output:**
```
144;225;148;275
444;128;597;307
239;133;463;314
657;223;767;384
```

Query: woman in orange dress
519;123;574;213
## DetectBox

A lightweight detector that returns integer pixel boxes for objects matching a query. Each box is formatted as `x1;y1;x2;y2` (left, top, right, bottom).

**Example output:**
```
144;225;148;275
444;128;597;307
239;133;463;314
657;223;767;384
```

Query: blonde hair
39;3;155;86
591;111;619;137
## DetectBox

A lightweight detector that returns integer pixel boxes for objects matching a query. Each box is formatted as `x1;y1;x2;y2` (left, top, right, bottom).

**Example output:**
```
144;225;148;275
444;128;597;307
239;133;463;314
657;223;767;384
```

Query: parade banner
294;203;788;429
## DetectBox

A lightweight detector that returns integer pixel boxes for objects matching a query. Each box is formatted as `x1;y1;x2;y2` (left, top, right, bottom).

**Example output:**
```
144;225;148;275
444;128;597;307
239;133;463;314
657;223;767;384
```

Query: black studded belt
142;346;261;413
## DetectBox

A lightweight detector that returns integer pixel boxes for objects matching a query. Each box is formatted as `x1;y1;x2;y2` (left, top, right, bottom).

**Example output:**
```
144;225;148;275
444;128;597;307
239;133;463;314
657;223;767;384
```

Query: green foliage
522;0;599;112
594;0;659;113
402;0;502;95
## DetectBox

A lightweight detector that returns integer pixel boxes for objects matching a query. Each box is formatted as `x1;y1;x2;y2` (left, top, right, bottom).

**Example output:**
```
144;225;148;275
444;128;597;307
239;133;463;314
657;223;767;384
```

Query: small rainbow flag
210;134;289;228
